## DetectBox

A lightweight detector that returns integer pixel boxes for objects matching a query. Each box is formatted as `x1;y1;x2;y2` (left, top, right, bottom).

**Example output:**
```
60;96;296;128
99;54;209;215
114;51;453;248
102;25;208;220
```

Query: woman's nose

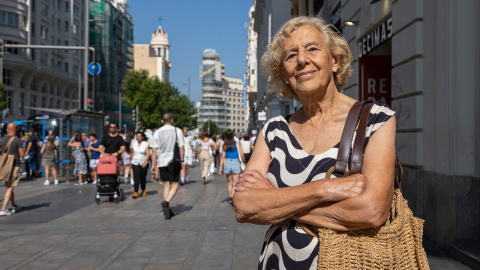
297;48;309;66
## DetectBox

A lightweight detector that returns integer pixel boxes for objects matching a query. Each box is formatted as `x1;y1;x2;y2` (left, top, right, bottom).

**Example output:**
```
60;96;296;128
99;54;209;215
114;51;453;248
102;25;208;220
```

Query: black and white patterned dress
258;103;395;270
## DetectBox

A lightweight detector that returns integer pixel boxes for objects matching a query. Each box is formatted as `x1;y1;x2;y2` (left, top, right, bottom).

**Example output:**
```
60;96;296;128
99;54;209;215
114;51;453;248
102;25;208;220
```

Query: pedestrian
68;133;87;185
180;127;194;185
193;136;200;162
40;136;58;185
233;17;396;269
147;128;159;182
130;131;150;198
217;133;225;165
240;133;253;164
150;113;184;219
197;130;217;184
24;129;38;180
0;123;25;216
123;136;133;185
87;134;101;184
250;130;257;148
99;123;126;159
81;132;92;182
218;129;245;206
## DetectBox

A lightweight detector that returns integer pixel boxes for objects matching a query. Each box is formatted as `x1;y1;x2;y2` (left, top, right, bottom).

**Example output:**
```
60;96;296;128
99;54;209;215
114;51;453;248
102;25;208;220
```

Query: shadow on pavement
17;202;51;213
170;204;193;215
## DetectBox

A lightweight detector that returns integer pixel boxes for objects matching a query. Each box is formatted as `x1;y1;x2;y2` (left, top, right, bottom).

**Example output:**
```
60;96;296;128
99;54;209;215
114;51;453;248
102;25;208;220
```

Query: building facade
249;0;480;263
1;0;86;121
133;25;171;82
197;49;248;134
90;0;133;126
245;5;258;133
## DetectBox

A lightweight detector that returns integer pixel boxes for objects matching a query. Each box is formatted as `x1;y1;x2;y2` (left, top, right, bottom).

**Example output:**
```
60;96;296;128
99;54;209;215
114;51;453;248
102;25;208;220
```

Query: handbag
172;128;181;164
237;142;246;171
0;137;16;181
302;101;429;270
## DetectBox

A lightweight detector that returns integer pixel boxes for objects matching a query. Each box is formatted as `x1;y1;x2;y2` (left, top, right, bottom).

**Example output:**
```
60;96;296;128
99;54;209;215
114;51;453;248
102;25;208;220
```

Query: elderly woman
233;17;396;269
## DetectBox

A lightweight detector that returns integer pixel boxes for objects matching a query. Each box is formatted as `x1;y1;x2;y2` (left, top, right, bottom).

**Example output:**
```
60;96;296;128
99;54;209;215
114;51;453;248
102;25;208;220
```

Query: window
65;21;69;32
73;24;78;35
31;23;35;36
40;25;48;39
50;98;54;107
64;101;69;109
2;69;12;85
65;1;69;12
64;63;68;72
41;97;46;107
56;99;61;109
19;93;25;116
6;90;13;115
30;77;36;91
73;5;79;15
40;52;48;65
0;11;21;28
57;19;61;30
41;3;48;16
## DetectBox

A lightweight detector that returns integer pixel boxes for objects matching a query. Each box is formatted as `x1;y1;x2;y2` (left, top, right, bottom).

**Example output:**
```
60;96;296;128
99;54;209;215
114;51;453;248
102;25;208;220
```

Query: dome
151;25;169;46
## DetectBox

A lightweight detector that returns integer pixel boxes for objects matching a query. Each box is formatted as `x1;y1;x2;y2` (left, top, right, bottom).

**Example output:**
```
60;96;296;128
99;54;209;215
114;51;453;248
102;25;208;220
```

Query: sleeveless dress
258;103;395;270
73;145;87;175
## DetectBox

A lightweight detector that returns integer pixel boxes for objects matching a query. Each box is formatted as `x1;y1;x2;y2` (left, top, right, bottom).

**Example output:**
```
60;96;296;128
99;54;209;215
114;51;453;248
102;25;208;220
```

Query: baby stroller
95;155;124;204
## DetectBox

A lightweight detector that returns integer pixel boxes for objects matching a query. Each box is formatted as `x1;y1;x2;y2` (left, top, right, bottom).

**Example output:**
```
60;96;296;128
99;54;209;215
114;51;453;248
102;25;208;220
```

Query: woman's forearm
234;181;329;225
292;183;394;231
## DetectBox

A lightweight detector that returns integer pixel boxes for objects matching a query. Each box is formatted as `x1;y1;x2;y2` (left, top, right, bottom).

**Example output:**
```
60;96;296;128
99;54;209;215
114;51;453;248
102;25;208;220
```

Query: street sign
258;111;267;121
88;62;101;75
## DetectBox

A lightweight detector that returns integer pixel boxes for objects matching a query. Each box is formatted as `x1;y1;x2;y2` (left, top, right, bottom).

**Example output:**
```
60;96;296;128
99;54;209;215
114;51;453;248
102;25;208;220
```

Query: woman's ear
332;55;341;71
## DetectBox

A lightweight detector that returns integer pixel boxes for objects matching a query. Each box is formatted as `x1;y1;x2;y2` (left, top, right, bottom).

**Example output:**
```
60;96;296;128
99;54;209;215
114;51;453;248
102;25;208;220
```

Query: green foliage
0;83;6;111
202;120;220;136
121;70;197;130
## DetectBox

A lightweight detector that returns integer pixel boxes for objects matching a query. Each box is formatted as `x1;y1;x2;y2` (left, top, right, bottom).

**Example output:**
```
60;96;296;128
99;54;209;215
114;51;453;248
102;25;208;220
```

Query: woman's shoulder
366;102;396;136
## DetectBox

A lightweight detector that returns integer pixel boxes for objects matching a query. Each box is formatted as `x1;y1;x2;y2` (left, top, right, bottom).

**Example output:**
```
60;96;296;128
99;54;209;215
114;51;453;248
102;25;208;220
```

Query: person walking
0;123;25;216
123;136;133;185
218;129;245;206
99;123;126;158
24;129;38;180
40;136;58;185
240;134;253;164
68;133;88;185
180;127;194;185
197;130;217;184
150;113;184;219
87;134;101;185
130;131;150;198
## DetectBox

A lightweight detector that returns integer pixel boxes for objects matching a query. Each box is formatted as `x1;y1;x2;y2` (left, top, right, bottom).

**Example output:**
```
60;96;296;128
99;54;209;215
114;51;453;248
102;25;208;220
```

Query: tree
202;120;220;136
0;83;6;111
121;70;197;130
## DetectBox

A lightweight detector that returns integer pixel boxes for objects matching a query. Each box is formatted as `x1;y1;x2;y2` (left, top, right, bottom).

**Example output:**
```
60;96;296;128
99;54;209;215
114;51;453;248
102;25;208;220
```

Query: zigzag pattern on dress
258;102;395;270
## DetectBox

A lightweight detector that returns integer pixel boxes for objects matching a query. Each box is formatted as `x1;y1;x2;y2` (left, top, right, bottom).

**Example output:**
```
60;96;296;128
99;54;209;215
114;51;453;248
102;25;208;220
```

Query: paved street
0;163;472;270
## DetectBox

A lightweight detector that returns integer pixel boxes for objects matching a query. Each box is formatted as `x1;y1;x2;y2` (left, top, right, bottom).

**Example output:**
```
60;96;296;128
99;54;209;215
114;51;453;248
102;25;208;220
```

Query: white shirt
130;140;149;165
149;125;184;167
183;135;194;158
200;139;213;150
250;136;257;145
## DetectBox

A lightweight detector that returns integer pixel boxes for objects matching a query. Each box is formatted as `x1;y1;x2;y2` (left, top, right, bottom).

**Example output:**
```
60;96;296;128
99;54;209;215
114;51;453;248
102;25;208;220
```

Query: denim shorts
224;158;241;174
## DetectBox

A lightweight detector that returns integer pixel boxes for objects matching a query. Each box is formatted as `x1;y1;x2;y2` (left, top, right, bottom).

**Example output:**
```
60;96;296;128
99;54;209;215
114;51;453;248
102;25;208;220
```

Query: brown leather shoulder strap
334;101;364;175
350;102;374;174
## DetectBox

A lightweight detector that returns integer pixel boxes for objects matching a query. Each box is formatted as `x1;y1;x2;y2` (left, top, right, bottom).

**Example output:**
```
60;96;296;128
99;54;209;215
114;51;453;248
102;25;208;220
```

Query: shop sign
358;17;392;58
359;56;392;106
258;111;267;121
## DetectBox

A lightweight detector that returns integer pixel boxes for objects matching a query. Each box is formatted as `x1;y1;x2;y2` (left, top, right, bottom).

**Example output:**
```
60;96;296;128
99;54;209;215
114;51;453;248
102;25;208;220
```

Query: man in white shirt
180;127;194;185
150;113;184;219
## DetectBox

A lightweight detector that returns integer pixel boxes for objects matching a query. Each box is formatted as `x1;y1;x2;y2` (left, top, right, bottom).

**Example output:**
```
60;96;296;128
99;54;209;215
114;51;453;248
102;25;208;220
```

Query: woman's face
136;133;143;142
282;25;338;96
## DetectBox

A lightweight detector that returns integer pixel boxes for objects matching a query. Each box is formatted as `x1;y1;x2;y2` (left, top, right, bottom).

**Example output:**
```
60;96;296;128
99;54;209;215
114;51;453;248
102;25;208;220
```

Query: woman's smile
296;70;317;79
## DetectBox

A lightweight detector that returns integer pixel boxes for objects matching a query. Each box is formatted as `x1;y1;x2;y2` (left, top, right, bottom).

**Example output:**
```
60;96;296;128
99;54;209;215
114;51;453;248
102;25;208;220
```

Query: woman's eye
286;54;296;60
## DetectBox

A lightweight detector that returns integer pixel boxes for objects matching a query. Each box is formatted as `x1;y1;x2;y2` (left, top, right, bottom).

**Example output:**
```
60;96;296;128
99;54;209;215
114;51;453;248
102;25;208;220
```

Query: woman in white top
240;134;253;164
130;131;150;198
198;130;217;184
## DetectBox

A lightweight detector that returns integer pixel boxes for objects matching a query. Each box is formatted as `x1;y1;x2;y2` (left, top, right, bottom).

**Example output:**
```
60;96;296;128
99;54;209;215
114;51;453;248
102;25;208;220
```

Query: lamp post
83;0;90;111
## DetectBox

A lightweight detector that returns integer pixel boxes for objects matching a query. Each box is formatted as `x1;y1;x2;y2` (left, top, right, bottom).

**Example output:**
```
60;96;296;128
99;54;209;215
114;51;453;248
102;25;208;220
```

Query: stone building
133;25;171;82
197;49;248;134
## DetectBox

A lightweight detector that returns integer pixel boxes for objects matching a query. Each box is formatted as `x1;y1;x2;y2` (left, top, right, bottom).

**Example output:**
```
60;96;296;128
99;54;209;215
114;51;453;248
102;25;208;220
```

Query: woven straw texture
316;190;430;269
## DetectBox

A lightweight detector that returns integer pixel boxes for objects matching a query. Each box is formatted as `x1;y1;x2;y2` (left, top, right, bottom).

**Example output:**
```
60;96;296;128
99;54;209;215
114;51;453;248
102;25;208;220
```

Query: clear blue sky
128;0;253;103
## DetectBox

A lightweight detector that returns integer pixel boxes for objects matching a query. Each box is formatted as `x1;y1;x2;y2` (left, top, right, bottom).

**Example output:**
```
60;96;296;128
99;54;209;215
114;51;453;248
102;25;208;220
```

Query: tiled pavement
0;163;471;269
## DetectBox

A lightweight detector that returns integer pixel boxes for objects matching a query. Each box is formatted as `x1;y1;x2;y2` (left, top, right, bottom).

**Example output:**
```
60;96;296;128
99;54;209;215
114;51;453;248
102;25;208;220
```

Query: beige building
198;49;248;133
133;25;170;82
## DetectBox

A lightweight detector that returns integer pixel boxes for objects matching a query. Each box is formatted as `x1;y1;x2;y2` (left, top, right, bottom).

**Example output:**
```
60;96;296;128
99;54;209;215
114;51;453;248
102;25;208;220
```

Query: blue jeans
25;154;37;177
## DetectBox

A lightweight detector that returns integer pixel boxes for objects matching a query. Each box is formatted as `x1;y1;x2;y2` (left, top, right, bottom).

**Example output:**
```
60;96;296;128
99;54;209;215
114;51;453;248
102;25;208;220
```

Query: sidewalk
0;164;471;269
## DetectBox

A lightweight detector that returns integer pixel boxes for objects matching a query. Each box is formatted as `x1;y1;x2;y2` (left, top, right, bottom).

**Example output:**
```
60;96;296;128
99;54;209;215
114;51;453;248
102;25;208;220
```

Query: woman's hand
321;174;367;202
235;169;273;192
142;161;147;168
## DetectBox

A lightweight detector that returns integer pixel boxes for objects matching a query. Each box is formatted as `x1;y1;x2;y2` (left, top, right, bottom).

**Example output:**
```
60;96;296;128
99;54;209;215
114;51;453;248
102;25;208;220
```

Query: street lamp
343;20;359;27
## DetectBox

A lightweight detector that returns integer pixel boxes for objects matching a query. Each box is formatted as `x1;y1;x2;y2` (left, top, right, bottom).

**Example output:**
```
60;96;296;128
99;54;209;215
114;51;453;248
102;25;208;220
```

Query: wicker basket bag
303;101;429;270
